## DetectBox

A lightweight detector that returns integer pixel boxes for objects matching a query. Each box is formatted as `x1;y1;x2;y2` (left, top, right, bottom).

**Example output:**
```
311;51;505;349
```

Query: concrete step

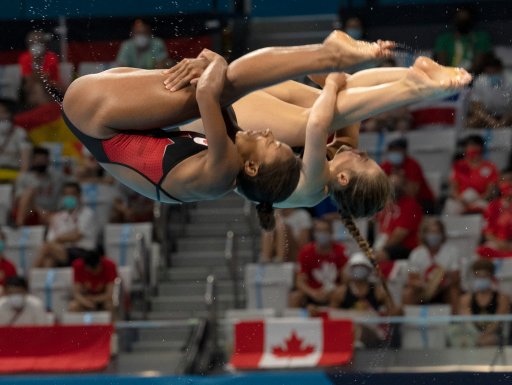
166;266;241;282
197;194;247;209
159;281;245;296
112;351;184;374
136;326;194;343
176;236;256;252
180;222;254;237
171;252;253;268
151;295;236;312
131;340;185;352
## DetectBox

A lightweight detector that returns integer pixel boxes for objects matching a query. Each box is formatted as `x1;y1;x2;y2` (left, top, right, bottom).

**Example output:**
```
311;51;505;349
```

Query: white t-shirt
407;242;461;277
46;206;98;250
0;295;48;326
470;74;512;117
282;209;313;239
0;125;31;169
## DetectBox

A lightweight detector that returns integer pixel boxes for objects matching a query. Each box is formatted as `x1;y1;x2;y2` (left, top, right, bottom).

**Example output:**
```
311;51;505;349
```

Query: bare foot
323;30;396;70
404;65;460;100
413;56;472;88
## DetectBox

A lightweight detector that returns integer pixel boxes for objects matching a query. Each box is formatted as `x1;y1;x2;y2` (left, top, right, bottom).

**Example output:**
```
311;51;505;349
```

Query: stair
130;193;258;357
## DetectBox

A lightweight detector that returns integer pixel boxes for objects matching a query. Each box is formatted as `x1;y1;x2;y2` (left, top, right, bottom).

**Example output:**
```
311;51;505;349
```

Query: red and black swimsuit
62;111;208;203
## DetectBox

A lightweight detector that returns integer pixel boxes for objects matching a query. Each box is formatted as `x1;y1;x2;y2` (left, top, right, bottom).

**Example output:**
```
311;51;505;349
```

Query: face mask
31;164;48;174
314;231;331;247
465;147;482;161
61;195;78;210
486;74;503;88
7;294;25;310
387;151;404;166
424;233;443;248
29;43;45;57
351;265;370;281
472;277;492;292
0;240;4;253
0;120;11;135
345;27;363;40
133;34;150;49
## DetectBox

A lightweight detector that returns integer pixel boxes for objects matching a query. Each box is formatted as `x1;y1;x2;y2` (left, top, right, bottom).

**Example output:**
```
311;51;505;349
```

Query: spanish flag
14;101;83;158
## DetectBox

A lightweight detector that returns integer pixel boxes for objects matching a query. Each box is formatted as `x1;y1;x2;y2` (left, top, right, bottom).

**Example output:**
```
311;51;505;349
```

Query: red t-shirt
0;257;17;287
73;257;117;295
451;159;499;196
298;242;348;290
377;195;423;250
381;156;434;202
484;198;512;241
18;50;60;83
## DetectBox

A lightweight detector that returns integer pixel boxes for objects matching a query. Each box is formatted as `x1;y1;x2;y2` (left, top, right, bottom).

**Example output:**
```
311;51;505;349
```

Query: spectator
444;135;499;215
289;219;348;309
402;218;461;313
478;168;512;258
467;55;512;128
69;250;117;312
109;183;154;223
116;19;169;69
0;230;17;296
380;138;436;214
18;30;61;88
374;172;423;261
330;253;395;348
14;146;66;226
433;6;492;73
75;147;114;184
0;98;31;182
339;14;366;40
260;208;312;262
458;259;509;346
34;182;98;267
0;276;48;326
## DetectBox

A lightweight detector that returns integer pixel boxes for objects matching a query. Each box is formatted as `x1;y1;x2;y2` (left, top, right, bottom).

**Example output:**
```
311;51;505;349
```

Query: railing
134;232;152;320
243;199;259;263
224;230;241;309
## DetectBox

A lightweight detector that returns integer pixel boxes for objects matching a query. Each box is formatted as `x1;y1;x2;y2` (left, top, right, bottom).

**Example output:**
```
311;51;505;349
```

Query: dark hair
32;146;50;157
472;258;495;276
63;181;82;195
387;137;408;151
237;156;302;231
0;98;17;116
5;276;28;290
482;55;503;70
83;249;101;268
330;166;391;219
464;134;485;148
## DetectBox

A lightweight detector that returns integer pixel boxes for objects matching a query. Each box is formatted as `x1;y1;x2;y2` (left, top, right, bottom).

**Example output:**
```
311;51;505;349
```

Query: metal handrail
243;199;259;263
135;232;151;320
224;230;241;308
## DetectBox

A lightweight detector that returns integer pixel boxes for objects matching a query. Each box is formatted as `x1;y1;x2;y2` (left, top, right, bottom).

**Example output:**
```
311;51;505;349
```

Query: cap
348;252;373;269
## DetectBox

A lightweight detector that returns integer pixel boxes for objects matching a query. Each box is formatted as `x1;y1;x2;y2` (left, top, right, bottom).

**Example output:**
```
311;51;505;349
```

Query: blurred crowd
0;6;510;354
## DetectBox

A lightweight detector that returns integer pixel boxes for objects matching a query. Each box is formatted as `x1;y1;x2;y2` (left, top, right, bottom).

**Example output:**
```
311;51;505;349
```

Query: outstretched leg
63;31;394;137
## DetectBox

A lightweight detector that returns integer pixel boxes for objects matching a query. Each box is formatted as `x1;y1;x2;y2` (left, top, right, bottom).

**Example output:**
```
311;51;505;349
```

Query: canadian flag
230;318;353;369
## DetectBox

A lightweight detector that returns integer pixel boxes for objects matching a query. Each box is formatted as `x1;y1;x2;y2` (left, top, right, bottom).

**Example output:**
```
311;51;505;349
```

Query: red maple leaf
272;330;315;357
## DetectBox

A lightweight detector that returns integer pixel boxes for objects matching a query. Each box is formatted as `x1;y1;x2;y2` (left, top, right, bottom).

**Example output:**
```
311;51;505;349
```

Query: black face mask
31;164;48;174
455;19;473;34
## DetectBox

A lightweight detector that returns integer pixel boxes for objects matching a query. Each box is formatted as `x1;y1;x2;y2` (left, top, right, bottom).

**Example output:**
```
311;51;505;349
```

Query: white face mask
133;34;150;49
0;120;12;135
472;277;492;292
314;231;331;247
351;265;371;281
7;294;25;310
29;43;45;57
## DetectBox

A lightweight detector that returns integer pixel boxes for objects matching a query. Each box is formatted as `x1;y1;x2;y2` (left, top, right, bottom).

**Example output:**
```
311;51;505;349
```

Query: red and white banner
0;325;112;373
230;318;353;369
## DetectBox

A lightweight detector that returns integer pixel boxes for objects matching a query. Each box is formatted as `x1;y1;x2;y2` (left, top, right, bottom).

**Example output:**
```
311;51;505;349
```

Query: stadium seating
61;311;112;325
4;226;45;276
0;184;13;227
29;267;73;319
0;64;22;101
402;304;451;349
81;182;119;231
245;263;295;314
462;128;512;170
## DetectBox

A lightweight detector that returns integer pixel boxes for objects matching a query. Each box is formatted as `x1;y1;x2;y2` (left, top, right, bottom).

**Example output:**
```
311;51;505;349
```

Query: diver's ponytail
256;202;276;231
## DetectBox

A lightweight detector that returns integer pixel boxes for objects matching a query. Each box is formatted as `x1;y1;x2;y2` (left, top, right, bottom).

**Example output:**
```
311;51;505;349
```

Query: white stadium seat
4;226;45;276
61;311;111;325
0;64;22;101
402;304;451;349
442;214;483;260
0;184;13;226
81;182;120;230
29;267;73;319
104;222;152;269
245;263;295;315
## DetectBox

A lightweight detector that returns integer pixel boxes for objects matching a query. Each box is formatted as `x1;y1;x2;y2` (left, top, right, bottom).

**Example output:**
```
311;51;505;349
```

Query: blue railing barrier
1;371;512;385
